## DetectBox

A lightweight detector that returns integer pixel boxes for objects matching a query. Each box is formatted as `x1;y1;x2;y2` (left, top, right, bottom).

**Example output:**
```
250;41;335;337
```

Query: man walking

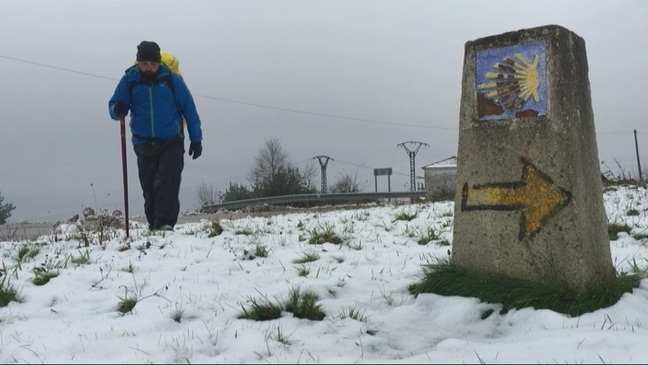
108;41;203;231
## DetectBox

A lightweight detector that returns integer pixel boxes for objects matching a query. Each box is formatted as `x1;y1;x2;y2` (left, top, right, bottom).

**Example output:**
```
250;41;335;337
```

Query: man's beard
139;70;156;81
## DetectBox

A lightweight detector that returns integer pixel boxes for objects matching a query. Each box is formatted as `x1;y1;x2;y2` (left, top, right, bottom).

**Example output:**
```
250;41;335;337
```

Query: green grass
408;259;642;317
417;227;441;245
627;209;640;216
608;223;632;240
238;295;284;321
393;210;419;222
309;225;343;245
255;244;269;258
338;306;367;322
235;228;254;236
0;277;22;307
208;221;223;237
633;233;648;240
293;250;320;264
32;268;58;286
295;265;310;277
239;287;326;321
17;246;39;262
70;249;90;265
117;297;138;314
285;287;325;321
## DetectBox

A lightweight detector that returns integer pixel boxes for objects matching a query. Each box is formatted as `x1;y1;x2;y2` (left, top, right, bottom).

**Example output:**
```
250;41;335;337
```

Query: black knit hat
136;41;161;63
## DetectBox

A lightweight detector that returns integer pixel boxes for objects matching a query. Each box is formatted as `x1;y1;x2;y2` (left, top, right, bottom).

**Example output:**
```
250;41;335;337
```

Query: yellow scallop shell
477;53;540;110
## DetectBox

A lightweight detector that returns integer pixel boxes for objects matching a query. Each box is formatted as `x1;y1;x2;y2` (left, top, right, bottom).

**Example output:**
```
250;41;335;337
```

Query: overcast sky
1;0;647;223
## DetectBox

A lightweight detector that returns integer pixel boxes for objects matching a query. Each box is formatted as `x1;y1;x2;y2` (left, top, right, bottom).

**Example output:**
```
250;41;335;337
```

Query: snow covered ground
1;185;648;363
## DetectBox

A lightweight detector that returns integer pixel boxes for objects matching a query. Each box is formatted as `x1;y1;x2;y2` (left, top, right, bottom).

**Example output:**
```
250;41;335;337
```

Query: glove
189;141;202;160
113;102;129;118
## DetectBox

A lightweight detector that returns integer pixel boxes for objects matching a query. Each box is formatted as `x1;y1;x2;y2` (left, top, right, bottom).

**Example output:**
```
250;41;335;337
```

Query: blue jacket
108;65;202;145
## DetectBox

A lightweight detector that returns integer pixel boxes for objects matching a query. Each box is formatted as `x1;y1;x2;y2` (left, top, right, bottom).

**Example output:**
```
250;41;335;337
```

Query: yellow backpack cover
160;51;182;76
133;51;182;76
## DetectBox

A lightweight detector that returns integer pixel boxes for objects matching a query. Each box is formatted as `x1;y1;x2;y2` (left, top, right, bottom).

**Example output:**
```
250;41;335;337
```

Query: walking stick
119;116;130;238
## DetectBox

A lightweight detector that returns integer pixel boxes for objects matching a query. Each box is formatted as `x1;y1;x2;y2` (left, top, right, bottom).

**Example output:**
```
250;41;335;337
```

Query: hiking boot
159;225;174;232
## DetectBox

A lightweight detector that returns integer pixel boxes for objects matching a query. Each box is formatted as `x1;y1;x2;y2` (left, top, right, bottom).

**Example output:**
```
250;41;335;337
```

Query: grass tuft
238;295;283;321
70;249;91;265
393;210;419;222
417;227;440;245
32;268;58;286
0;276;23;307
293;250;320;264
608;222;632;240
208;221;223;237
18;246;40;262
295;265;310;277
171;308;184;323
285;287;325;321
627;208;640;216
408;259;642;317
239;287;326;321
255;244;269;258
117;296;138;314
308;224;343;245
338;306;367;322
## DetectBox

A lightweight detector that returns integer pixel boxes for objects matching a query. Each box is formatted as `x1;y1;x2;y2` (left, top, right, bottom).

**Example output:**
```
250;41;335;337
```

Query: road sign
373;168;392;176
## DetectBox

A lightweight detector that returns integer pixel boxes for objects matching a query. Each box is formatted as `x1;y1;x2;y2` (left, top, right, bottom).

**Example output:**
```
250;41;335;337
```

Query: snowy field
1;185;648;363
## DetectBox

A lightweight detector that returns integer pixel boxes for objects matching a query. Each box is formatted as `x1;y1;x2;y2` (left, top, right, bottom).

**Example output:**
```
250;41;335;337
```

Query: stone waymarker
451;25;614;292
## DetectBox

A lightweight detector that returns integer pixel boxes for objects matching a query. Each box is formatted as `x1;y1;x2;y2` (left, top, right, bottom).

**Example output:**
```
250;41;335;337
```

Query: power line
333;159;411;178
2;54;641;135
598;131;633;135
0;53;456;131
0;54;118;81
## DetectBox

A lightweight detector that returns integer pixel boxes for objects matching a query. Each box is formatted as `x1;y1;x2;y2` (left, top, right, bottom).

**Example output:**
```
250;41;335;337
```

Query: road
0;205;372;241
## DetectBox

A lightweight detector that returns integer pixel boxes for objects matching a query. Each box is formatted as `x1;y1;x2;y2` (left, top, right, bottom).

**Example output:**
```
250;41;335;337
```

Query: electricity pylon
398;141;429;191
313;155;334;193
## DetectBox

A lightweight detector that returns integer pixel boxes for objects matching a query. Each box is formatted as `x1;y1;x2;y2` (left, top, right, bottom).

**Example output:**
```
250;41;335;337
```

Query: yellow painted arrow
461;158;572;239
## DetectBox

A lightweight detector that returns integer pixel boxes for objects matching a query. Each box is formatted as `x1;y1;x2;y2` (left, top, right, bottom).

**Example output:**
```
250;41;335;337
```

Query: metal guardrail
201;191;427;213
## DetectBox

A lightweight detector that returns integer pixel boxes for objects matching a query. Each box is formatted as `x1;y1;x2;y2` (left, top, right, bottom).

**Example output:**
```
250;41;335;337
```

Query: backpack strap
128;74;174;95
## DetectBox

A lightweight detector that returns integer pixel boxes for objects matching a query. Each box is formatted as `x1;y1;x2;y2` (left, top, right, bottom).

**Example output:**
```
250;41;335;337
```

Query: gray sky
1;0;647;223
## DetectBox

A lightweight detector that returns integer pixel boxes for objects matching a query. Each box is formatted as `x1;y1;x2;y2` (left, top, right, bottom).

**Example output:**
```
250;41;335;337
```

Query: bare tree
301;158;318;192
248;138;315;197
249;138;289;190
329;168;366;193
196;182;218;207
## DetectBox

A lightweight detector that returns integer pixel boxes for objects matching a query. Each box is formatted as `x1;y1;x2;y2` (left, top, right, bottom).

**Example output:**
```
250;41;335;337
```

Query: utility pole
313;155;334;193
398;141;429;191
635;129;642;181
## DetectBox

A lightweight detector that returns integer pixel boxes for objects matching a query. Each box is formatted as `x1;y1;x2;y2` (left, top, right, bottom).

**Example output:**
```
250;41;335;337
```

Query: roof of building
422;156;457;169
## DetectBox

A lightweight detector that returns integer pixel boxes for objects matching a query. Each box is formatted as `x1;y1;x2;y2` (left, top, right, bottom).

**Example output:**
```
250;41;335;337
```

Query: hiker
108;41;203;231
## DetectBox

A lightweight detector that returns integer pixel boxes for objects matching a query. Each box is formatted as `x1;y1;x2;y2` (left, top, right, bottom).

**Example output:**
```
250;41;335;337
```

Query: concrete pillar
452;25;614;292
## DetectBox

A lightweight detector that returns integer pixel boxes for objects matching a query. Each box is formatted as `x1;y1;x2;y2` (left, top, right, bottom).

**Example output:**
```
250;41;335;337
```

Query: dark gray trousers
133;138;184;229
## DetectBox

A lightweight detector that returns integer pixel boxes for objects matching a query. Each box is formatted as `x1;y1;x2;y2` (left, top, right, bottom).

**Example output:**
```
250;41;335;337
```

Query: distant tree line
196;138;366;207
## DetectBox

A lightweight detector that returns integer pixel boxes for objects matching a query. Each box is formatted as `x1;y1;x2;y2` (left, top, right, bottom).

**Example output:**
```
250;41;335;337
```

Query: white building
422;156;457;201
